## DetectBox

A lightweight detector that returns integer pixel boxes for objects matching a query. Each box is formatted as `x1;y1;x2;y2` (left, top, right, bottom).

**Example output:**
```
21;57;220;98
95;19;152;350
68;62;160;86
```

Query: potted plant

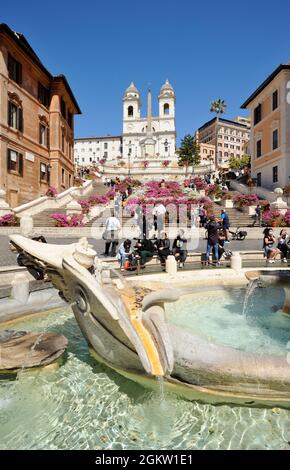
46;186;58;197
142;160;149;169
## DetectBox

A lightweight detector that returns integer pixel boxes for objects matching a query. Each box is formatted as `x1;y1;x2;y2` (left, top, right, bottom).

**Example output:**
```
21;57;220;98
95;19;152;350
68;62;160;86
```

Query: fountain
8;235;290;409
246;270;290;314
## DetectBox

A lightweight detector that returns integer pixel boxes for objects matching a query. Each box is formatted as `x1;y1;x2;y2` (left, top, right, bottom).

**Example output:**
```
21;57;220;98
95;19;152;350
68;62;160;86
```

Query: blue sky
2;0;290;143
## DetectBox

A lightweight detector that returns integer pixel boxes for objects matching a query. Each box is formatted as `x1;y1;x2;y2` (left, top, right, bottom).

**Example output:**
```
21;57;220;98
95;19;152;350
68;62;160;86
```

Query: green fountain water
0;287;290;450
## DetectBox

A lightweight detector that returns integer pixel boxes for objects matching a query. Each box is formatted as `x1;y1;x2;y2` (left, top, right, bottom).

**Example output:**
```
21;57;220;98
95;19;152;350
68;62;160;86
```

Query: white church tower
123;82;140;128
122;79;176;162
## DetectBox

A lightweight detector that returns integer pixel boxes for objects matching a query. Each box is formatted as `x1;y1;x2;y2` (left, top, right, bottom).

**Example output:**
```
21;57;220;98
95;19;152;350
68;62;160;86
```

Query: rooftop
241;64;290;108
198;117;248;132
75;136;122;142
0;23;81;114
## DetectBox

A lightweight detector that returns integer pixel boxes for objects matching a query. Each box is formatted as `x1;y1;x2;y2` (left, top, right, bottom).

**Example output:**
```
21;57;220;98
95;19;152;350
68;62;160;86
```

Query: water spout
242;280;258;316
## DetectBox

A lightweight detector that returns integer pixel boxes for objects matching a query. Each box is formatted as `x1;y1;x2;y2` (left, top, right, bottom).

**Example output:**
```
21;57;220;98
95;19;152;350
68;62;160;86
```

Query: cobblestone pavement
0;235;262;268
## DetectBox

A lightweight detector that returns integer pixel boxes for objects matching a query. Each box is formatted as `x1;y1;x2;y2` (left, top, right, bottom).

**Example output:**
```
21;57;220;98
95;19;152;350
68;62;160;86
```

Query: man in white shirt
103;211;121;256
152;203;167;235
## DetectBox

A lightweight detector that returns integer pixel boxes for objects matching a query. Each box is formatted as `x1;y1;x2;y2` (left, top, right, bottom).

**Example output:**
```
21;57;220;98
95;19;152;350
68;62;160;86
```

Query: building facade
74;136;122;167
241;64;290;190
0;23;81;207
197;117;250;168
74;80;176;167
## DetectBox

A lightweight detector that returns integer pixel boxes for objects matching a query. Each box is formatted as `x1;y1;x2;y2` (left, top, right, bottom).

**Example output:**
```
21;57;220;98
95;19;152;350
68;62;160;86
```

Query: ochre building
0;23;81;207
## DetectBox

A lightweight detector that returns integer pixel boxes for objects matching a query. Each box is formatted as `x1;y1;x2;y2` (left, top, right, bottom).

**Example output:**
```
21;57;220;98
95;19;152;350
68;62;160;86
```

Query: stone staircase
32;182;109;228
212;203;254;227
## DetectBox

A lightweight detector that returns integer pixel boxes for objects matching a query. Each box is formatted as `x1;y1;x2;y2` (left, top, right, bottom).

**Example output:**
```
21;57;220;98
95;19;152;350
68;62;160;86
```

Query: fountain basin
8;235;290;409
246;270;290;314
0;330;68;373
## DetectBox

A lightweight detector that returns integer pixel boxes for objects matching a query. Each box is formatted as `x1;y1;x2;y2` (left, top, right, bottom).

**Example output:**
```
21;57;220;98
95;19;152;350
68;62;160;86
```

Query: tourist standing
220;209;230;240
205;216;220;265
152;203;167;235
103;211;121;256
253;204;262;227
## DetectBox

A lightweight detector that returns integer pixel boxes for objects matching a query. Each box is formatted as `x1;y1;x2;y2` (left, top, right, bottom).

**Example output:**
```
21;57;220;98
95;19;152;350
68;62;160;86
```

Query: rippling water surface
0;291;290;450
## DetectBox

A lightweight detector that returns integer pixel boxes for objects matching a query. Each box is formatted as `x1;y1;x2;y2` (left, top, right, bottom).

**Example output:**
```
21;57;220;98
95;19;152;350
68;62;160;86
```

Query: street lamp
128;143;132;176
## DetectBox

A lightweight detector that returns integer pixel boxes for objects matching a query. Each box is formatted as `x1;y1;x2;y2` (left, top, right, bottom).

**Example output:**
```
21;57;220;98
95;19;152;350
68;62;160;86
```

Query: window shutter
39;123;42;144
18;153;23;176
7;102;11;126
18;62;22;85
18;108;23;132
7;150;11;171
47;127;50;149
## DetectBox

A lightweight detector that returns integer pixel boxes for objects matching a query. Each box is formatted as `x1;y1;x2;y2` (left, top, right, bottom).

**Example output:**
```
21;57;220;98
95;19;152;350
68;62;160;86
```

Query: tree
210;99;227;118
229;154;251;171
177;135;200;175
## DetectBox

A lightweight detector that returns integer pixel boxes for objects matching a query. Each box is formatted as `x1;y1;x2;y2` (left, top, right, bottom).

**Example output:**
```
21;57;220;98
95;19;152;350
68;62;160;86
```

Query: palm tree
210;99;227;170
210;99;227;119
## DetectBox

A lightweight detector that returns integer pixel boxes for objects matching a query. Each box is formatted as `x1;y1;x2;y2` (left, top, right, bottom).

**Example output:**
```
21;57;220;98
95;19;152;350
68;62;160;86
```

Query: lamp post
128;143;132;176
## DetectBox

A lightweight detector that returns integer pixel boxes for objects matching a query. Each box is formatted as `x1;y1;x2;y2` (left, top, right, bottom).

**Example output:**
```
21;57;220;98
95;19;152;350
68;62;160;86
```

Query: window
40;163;49;182
203;149;207;154
224;136;228;141
218;143;222;147
61;130;65;153
68;111;73;128
236;146;240;150
128;106;133;117
69;174;72;187
38;83;50;107
8;101;23;131
256;139;262;158
224;152;228;157
272;129;278;150
61;98;66;119
7;149;23;176
165;146;168;153
254;104;262;125
257;172;261;187
272;90;278;111
104;143;108;149
89;157;92;162
62;168;65;184
224;144;228;148
230;145;234;149
104;151;108;158
8;53;22;84
82;158;85;162
163;103;169;115
39;124;48;146
230;137;235;141
273;166;278;183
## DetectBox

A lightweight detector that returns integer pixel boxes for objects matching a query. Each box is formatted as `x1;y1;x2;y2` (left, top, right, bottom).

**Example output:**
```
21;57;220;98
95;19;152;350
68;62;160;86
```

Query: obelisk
147;87;152;134
142;87;155;157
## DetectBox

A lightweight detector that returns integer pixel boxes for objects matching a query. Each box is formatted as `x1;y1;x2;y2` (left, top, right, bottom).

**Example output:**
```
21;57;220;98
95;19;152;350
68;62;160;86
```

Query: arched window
128;106;133;117
163;103;169;115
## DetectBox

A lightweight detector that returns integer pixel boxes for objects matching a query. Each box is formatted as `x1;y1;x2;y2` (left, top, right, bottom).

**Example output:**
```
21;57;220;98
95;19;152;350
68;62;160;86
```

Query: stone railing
101;162;213;178
229;180;287;203
13;179;96;218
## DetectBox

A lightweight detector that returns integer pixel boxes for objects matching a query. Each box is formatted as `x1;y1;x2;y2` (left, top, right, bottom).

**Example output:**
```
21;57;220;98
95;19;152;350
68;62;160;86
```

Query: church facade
74;80;177;167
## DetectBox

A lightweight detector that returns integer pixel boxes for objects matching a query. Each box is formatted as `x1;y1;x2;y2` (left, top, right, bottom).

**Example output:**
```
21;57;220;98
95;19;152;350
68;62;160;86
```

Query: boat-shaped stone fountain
9;235;290;408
